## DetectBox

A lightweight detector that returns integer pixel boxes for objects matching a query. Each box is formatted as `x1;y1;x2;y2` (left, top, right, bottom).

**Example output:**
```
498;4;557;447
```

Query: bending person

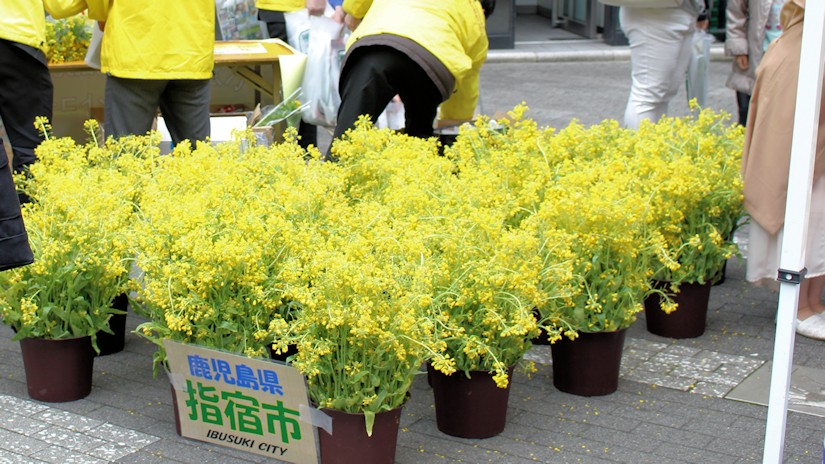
328;0;493;159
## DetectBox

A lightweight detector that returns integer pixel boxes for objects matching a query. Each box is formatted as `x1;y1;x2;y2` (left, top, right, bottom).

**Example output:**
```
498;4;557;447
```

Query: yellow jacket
96;0;215;79
256;0;305;12
1;0;87;52
342;0;488;121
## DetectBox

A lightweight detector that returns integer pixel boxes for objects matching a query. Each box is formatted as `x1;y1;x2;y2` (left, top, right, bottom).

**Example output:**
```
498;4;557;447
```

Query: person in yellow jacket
90;1;215;145
0;0;87;177
328;0;493;158
256;0;335;149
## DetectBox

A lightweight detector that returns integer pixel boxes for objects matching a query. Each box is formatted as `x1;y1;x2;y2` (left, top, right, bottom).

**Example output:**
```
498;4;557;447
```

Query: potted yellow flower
522;152;659;396
271;197;439;463
443;109;659;397
0;122;135;402
332;117;571;437
131;133;336;374
630;108;745;338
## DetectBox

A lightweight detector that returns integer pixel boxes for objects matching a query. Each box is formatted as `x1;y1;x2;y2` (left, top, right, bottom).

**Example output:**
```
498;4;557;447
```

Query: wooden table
49;39;295;103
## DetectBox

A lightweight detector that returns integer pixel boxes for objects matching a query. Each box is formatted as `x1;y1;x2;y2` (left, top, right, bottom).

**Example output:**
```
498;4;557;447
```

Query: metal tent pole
763;2;825;462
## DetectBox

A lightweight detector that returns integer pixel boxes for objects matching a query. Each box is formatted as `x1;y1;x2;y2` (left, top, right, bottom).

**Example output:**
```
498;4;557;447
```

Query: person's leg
736;91;751;126
258;9;287;40
158;79;211;145
620;7;695;129
105;76;165;139
394;63;442;139
0;40;52;173
332;47;402;143
805;275;825;315
795;275;825;339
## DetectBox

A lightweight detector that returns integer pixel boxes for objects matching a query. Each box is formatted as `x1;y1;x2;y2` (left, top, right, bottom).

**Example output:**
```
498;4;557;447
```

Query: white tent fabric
763;2;825;462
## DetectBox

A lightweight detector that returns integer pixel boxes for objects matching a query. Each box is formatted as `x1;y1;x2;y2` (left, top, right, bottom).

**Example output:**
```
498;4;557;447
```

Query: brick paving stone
30;446;109;464
31;427;107;453
0;428;51;456
0;452;49;464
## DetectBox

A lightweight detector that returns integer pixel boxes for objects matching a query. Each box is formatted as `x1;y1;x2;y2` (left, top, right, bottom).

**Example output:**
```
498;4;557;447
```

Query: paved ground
2;21;825;464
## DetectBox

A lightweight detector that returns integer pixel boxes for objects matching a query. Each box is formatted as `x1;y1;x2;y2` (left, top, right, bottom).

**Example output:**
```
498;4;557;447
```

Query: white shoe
795;316;825;340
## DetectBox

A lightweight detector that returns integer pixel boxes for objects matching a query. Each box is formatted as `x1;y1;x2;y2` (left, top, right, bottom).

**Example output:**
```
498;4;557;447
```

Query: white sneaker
795;316;825;340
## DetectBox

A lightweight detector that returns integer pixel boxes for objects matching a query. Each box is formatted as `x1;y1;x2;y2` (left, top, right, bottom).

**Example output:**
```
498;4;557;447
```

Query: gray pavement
2;26;825;464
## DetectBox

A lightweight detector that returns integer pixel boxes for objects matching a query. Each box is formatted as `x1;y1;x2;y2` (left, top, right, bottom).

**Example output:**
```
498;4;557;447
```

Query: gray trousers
104;76;211;145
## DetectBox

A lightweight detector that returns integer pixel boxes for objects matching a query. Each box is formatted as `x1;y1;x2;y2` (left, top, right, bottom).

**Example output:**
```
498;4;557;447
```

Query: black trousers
736;90;750;127
0;138;32;270
258;9;318;149
0;39;52;173
332;46;443;144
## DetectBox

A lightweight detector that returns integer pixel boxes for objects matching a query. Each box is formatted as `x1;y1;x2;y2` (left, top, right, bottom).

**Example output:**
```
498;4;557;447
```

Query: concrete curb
487;43;730;64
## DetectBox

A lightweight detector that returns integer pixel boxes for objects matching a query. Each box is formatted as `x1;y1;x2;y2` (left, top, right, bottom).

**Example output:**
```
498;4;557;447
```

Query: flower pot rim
20;334;92;342
564;327;629;336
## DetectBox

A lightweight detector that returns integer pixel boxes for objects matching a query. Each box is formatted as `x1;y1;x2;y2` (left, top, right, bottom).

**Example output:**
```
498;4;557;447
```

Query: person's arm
725;0;750;70
42;0;88;18
89;0;112;21
329;0;344;23
342;0;372;20
696;0;710;30
439;39;488;123
306;0;326;15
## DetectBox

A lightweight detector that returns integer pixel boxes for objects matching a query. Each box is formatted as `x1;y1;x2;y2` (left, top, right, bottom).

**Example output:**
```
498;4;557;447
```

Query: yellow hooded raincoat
342;0;488;121
90;0;215;80
1;0;88;52
255;0;305;12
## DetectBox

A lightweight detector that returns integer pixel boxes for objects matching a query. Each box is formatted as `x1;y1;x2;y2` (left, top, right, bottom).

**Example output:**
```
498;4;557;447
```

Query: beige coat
742;0;825;234
724;0;772;94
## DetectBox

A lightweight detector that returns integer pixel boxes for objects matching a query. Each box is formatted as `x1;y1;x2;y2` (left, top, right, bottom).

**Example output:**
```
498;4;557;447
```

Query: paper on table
213;42;268;55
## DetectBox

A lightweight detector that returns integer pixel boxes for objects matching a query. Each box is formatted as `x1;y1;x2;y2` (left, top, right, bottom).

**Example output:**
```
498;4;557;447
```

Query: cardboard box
51;66;263;143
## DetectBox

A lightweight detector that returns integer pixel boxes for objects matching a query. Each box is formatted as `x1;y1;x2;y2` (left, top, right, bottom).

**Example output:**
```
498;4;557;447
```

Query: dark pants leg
259;9;317;149
332;46;443;143
105;76;164;139
105;77;211;145
158;79;211;145
0;40;52;173
736;91;750;127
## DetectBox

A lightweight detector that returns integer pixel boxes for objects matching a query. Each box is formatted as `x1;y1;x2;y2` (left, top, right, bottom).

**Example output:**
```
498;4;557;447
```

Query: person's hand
736;55;749;71
306;0;326;15
331;6;345;23
344;13;361;31
696;18;709;30
98;21;106;31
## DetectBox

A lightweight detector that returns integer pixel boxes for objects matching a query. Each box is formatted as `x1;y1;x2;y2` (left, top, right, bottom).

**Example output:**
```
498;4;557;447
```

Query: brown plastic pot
318;406;403;464
96;293;128;356
20;336;95;402
550;328;626;397
429;364;514;438
644;280;712;339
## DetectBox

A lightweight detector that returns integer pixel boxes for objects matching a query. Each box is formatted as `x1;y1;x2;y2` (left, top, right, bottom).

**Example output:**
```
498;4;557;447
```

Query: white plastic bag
84;21;103;70
300;16;346;127
686;29;713;107
284;8;347;127
284;9;311;52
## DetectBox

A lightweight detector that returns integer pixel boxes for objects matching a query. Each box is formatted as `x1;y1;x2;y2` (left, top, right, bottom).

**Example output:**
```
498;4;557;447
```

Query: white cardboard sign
164;340;319;463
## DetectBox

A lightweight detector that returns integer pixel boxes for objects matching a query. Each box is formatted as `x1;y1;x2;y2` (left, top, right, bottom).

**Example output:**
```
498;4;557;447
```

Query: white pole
763;2;825;462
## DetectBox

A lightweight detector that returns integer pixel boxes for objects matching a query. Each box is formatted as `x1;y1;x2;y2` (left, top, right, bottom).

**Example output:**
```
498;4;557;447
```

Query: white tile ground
0;395;159;462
